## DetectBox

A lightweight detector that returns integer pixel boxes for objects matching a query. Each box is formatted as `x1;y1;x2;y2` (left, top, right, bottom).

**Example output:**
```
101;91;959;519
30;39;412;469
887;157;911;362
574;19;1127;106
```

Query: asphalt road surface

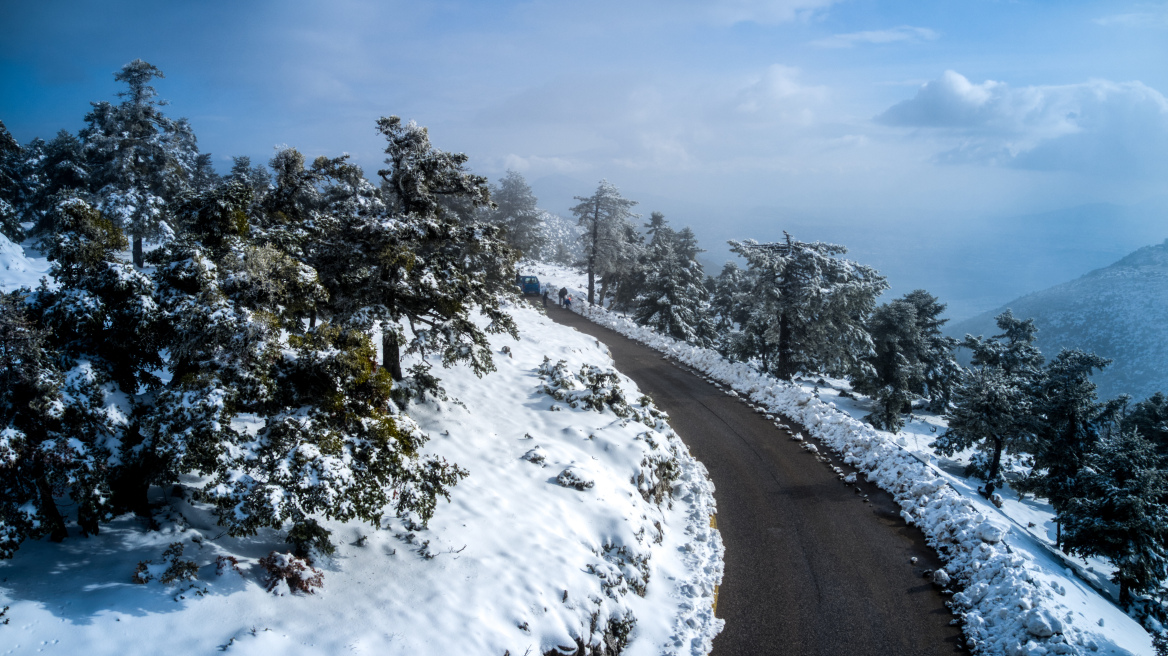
537;301;965;656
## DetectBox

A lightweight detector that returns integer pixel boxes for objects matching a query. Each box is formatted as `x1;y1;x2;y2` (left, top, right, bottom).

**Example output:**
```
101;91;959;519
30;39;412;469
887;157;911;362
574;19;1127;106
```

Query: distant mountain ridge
947;238;1168;402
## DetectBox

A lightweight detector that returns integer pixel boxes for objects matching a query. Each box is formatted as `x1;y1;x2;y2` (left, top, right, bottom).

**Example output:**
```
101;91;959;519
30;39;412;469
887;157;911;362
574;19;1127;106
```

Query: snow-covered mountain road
538;301;965;655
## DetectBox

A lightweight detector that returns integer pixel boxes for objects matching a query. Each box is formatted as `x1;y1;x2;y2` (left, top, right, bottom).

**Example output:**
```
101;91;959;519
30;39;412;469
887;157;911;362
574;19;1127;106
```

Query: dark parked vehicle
518;275;541;295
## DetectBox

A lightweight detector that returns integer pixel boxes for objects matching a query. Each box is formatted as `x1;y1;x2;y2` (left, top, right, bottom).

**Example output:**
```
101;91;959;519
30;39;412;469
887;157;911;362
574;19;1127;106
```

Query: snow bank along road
538;302;965;655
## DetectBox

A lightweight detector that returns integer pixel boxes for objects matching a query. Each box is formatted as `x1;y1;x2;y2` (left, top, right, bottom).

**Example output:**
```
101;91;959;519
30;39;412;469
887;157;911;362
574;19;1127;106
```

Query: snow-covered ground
0;239;723;656
524;260;1154;656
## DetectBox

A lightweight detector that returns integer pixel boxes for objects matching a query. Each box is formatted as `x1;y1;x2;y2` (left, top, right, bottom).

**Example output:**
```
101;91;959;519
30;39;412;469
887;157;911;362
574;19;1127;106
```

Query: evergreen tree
25;131;92;235
854;290;961;432
1126;392;1168;457
329;116;518;385
633;216;716;346
855;299;924;433
902;290;963;412
229;155;272;200
709;261;752;334
0;120;23;240
1061;430;1168;607
0;290;119;554
147;179;463;553
489;170;545;258
602;220;645;311
571;180;639;305
81;60;193;266
1017;348;1116;547
728;233;887;380
932;310;1044;495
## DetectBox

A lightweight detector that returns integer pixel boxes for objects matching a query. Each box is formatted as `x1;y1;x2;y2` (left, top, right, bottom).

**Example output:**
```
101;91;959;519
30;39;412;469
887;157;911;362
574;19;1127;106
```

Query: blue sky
3;0;1167;318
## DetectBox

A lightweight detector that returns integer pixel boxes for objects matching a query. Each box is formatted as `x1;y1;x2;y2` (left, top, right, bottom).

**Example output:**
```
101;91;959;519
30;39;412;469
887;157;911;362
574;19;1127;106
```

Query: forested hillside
949;238;1168;402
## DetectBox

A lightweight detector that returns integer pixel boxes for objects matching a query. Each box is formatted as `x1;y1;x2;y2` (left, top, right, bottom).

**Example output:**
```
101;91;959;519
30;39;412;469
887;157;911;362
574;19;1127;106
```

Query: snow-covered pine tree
229;155;272;201
854;290;961;432
1061;430;1168;608
902;290;962;412
324;116;518;386
24;131;92;235
571;180;640;306
489;170;545;258
1126;392;1168;457
728;233;887;380
1017;348;1117;547
206;324;467;552
854;298;924;433
81;60;193;267
602;221;645;311
932;310;1044;496
150;177;465;554
633;216;717;347
709;261;752;334
31;195;162;396
0;120;23;240
0;291;119;555
10;196;156;537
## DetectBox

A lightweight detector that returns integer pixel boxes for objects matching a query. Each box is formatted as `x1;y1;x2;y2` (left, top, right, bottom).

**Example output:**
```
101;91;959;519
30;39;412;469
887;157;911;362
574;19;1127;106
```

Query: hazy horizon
3;0;1166;321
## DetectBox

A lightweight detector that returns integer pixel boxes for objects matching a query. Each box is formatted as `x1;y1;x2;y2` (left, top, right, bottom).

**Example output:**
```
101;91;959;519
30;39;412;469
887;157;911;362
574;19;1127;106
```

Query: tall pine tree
729;233;887;380
81;60;193;266
571;180;639;306
1017;348;1116;548
633;215;716;346
1062;430;1168;607
489;170;545;258
932;310;1044;496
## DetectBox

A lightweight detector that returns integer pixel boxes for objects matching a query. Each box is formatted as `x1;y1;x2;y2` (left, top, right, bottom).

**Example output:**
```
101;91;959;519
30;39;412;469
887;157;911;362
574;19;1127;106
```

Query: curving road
538;302;965;655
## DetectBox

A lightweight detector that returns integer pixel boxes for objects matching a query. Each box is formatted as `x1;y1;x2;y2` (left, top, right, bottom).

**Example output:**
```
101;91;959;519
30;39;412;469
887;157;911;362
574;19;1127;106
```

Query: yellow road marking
710;514;720;614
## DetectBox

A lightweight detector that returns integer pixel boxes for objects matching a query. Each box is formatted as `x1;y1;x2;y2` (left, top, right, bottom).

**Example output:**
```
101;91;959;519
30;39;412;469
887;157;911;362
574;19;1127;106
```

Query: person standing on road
558;287;568;307
564;294;572;310
541;289;549;308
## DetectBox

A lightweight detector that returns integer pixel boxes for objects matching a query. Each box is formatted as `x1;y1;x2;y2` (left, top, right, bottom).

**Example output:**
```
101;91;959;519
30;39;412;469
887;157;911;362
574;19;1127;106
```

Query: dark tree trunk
109;422;157;527
35;473;68;542
776;312;794;380
984;435;1004;498
110;463;154;525
587;199;600;305
1118;579;1131;608
133;236;144;268
382;330;403;382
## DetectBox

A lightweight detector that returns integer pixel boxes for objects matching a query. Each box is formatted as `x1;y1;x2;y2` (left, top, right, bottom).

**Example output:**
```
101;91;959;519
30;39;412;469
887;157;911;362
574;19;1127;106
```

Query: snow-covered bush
259;551;323;595
557;466;596;491
133;542;199;585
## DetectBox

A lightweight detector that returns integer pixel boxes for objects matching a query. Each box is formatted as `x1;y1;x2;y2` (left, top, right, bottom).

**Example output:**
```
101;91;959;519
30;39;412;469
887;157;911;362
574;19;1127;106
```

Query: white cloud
733;64;827;120
876;71;1168;176
705;0;842;25
1094;3;1168;28
500;154;589;175
812;26;939;48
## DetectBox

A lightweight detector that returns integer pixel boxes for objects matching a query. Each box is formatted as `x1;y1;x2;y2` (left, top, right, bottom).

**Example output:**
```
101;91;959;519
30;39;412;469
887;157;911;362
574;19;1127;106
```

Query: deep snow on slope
527;261;1154;656
949;238;1168;403
0;243;723;656
0;232;48;292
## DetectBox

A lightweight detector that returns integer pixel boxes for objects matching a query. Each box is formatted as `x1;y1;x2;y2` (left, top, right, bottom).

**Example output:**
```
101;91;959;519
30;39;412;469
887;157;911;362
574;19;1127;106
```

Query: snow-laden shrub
557;466;595;491
537;356;665;424
588;542;651;598
259;551;323;594
133;542;199;585
633;450;680;506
